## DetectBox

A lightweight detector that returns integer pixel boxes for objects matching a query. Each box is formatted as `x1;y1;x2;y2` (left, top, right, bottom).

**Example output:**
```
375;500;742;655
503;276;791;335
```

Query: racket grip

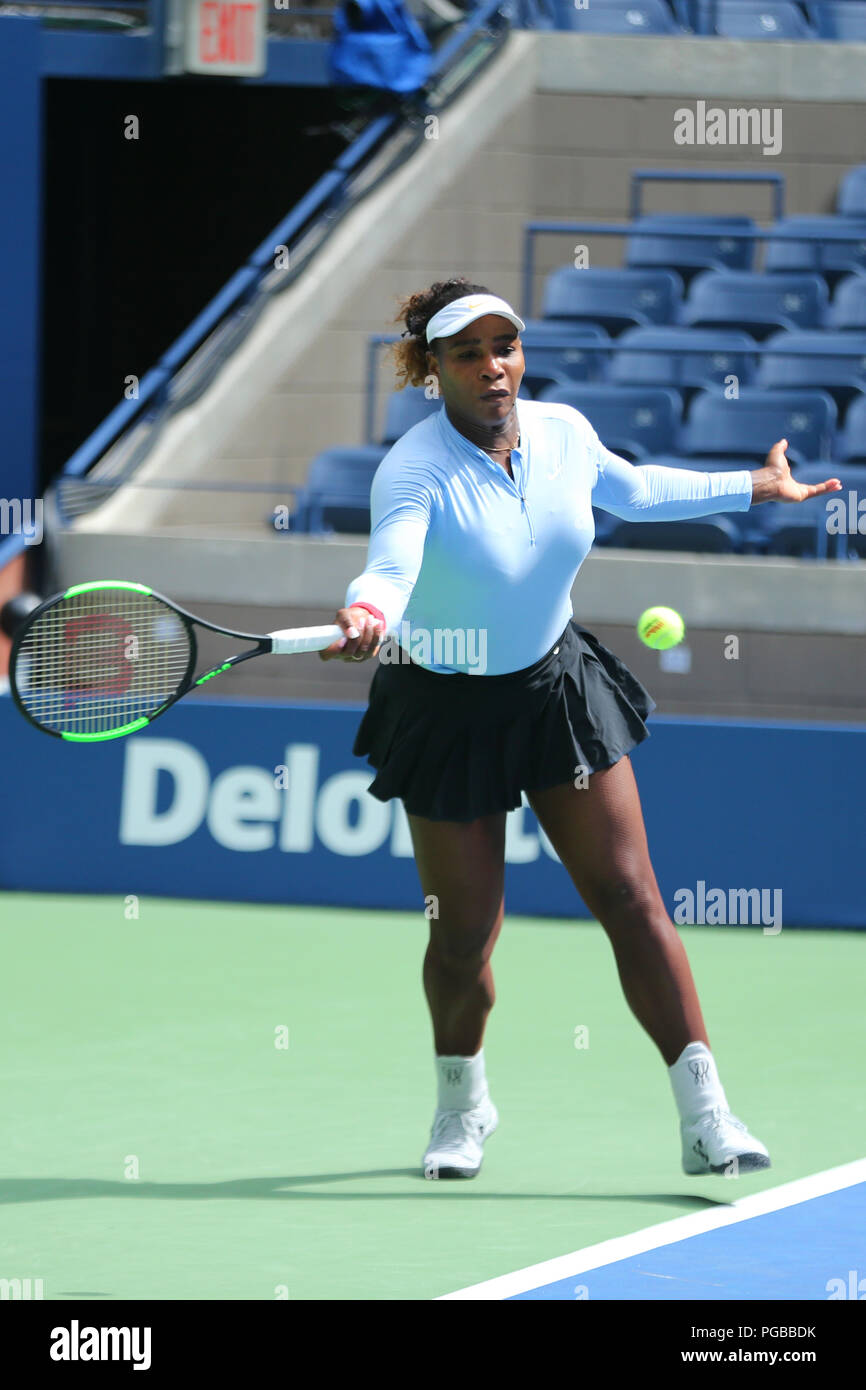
268;624;345;655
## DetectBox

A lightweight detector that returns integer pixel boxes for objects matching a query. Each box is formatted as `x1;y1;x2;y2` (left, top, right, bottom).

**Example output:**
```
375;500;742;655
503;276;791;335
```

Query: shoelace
706;1105;748;1134
429;1108;483;1154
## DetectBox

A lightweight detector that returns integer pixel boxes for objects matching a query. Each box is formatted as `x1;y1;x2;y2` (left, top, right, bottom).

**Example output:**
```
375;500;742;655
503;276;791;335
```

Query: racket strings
15;590;193;736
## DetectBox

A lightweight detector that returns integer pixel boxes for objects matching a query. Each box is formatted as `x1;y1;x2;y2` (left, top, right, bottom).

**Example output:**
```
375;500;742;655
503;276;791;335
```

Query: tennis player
320;277;841;1180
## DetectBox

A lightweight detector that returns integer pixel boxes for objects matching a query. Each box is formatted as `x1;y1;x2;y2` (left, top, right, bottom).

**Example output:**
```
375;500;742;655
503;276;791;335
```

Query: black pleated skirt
351;618;657;823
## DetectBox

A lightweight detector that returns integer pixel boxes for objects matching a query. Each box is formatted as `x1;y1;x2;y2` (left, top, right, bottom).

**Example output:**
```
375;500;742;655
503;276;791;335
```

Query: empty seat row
540;269;866;333
522;325;866;414
522;0;866;43
595;461;866;559
552;216;866;286
285;386;865;538
285;441;865;560
381;380;866;462
536;383;842;465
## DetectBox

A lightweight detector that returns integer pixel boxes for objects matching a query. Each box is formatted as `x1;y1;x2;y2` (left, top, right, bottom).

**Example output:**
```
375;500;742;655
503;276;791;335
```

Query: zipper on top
480;448;536;548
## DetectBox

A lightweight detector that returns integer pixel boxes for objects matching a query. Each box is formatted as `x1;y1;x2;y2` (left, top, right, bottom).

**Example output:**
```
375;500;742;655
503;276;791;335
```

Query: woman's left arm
592;436;842;520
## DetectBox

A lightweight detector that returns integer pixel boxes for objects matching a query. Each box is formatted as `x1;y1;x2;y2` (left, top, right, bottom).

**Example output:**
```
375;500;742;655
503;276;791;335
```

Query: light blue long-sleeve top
344;398;754;675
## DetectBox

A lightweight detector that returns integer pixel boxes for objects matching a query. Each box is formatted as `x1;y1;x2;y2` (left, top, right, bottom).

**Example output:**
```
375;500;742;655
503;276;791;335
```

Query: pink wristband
350;601;386;627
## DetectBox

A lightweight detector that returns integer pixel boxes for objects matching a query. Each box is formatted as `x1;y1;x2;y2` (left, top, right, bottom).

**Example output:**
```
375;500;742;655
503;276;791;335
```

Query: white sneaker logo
688;1059;711;1085
443;1065;463;1085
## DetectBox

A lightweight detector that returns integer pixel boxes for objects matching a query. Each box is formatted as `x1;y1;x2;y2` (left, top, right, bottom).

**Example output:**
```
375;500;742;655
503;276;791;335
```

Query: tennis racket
9;580;345;742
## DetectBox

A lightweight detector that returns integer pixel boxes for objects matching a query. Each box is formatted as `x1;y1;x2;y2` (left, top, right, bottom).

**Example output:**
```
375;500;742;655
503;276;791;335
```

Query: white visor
425;294;526;344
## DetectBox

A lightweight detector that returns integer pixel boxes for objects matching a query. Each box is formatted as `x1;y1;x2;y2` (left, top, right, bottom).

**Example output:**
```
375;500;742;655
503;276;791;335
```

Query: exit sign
183;0;266;75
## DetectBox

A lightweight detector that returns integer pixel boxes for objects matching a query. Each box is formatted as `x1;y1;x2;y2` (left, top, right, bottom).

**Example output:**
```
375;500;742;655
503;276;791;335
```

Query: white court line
437;1157;866;1300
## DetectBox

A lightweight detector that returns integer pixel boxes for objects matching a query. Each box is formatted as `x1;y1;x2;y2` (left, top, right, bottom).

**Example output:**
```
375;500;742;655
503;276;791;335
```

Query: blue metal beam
0;19;42;517
41;32;332;83
41;30;164;79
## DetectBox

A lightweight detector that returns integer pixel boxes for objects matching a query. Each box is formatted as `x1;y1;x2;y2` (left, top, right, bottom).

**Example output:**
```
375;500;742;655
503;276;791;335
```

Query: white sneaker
422;1097;499;1179
682;1104;771;1175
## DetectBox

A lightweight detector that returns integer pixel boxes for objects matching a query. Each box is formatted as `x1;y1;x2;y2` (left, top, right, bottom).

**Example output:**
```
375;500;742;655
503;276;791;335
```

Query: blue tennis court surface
441;1162;866;1300
510;1182;866;1299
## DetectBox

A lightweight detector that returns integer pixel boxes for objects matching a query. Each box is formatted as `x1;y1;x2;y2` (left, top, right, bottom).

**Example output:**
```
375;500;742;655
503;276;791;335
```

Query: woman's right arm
320;459;436;663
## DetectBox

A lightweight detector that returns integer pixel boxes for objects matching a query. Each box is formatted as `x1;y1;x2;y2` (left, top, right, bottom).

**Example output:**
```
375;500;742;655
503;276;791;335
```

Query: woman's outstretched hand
751;440;843;504
319;606;384;662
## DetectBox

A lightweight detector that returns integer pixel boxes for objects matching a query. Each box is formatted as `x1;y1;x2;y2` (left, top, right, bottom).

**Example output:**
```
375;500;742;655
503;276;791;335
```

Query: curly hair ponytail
387;276;491;389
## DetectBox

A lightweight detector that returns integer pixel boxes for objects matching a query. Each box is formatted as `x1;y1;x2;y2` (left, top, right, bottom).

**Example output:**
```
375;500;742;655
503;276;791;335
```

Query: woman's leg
406;809;507;1056
527;757;709;1066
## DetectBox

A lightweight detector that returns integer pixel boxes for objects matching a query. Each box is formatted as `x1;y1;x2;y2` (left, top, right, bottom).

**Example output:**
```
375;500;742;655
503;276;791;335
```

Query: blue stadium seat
591;509;619;544
806;1;866;39
669;0;704;25
541;267;684;335
763;462;866;559
626;216;757;282
536;382;682;460
510;0;560;26
609;327;757;393
756;331;866;408
765;217;866;283
289;446;385;534
699;0;815;36
519;320;609;395
835;393;866;462
826;276;866;331
604;515;741;554
626;453;770;550
837;164;866;219
552;0;679;32
681;271;828;338
381;385;443;445
679;388;837;467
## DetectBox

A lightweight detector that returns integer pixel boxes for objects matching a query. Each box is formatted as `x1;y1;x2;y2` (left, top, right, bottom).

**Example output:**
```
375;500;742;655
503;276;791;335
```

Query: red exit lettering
199;2;257;66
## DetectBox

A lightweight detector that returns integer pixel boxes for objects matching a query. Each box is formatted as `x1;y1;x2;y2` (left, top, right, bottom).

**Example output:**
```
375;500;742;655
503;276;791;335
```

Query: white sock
669;1041;729;1121
435;1048;488;1111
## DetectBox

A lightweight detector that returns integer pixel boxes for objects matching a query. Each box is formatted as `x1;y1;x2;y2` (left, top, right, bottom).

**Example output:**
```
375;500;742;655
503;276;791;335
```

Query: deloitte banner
0;695;864;927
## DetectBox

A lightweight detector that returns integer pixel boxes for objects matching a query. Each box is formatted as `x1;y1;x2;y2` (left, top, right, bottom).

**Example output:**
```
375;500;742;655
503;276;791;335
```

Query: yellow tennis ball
637;606;685;650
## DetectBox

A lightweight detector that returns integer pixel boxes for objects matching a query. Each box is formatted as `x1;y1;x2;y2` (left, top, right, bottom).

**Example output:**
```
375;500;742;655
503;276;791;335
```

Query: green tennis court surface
1;893;863;1301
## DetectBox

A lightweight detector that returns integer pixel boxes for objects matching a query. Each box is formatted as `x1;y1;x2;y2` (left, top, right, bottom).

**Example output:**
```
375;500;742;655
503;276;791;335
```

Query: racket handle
268;624;345;655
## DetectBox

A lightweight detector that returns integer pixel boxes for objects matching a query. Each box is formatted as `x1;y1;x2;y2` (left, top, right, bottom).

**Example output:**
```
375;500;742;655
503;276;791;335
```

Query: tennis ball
637;605;685;650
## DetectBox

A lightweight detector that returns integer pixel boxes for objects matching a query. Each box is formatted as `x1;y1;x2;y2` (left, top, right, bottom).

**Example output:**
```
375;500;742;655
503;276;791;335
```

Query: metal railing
0;0;150;26
629;170;786;222
1;0;468;38
0;0;339;32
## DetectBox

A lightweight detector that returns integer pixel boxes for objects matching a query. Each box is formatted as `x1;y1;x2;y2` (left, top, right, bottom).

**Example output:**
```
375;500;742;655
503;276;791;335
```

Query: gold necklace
480;434;520;453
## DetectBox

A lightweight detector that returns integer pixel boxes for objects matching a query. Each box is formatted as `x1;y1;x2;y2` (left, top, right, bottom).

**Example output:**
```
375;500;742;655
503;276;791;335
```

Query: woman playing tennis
320;277;841;1181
